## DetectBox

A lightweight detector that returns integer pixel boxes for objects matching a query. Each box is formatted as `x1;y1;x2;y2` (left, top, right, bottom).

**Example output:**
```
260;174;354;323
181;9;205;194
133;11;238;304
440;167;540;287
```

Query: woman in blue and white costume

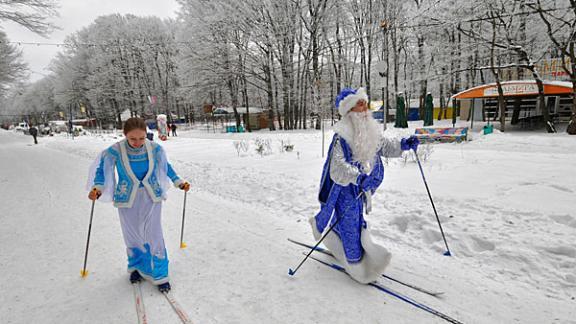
87;118;190;293
311;87;419;284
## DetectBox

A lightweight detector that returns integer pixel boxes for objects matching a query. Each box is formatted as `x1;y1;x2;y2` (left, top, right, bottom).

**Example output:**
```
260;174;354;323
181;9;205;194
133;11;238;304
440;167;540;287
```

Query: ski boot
158;282;171;293
130;271;142;284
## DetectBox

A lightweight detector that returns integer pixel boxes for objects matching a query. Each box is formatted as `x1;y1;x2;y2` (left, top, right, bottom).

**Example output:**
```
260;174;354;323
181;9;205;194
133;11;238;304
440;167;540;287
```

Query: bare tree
458;0;556;132
529;0;576;134
0;0;58;36
0;31;27;96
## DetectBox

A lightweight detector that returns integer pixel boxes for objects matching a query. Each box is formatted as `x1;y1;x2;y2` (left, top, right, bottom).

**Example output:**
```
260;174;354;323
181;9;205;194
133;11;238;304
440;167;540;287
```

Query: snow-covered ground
0;121;574;323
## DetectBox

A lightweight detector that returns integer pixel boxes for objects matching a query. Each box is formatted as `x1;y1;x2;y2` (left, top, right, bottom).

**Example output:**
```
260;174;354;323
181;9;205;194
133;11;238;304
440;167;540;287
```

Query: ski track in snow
1;124;575;323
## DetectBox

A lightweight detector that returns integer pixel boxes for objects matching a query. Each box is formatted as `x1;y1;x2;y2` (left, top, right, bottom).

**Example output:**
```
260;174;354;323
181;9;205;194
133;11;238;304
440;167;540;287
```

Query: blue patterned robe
314;134;384;263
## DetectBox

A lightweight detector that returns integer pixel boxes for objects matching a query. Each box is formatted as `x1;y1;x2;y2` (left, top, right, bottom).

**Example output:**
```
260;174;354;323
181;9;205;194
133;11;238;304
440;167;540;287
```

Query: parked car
14;122;30;134
72;125;86;135
40;124;52;135
49;121;67;133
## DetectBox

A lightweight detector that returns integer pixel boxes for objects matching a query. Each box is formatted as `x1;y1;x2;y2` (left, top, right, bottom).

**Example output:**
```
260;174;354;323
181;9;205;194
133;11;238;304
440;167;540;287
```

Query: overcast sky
2;0;181;82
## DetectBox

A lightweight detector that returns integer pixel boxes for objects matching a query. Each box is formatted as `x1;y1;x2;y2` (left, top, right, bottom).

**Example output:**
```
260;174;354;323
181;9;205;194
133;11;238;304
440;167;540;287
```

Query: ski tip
180;242;187;249
443;251;452;256
288;269;295;276
80;270;89;278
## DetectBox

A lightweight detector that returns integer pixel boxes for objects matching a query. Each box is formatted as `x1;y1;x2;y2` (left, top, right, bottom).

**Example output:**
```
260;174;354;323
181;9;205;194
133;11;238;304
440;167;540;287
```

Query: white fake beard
348;111;382;170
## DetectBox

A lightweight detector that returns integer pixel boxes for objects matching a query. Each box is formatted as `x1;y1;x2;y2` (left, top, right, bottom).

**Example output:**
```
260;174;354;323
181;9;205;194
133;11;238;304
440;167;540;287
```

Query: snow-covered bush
402;143;434;165
417;143;434;162
233;140;249;157
254;137;272;156
279;139;294;152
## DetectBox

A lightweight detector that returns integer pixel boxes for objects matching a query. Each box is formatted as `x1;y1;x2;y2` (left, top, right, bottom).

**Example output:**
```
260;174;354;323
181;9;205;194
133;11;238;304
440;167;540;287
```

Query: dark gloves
401;135;420;152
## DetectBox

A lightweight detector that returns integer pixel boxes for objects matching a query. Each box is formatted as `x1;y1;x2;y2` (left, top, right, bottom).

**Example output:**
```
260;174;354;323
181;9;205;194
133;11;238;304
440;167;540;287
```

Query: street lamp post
69;103;74;140
376;62;388;132
380;18;391;132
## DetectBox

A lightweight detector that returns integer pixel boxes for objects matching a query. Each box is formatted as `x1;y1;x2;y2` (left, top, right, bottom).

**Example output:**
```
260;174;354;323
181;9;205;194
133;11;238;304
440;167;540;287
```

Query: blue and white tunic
88;139;182;208
87;139;183;284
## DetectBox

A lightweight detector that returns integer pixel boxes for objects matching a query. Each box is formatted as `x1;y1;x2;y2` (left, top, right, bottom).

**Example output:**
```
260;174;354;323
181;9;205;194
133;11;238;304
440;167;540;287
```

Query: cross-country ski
288;238;444;297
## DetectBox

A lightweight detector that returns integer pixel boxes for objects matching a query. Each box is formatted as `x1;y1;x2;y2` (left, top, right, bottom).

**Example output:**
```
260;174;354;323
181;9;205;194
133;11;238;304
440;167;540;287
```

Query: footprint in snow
548;184;574;193
549;215;576;229
470;235;496;253
543;246;576;258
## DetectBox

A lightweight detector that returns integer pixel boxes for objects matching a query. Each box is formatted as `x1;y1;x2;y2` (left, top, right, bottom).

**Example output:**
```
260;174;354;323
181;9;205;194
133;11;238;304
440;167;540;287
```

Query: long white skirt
118;187;169;284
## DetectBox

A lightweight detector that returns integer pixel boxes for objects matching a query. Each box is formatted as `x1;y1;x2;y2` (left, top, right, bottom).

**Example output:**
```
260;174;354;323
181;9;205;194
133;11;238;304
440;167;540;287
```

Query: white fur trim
118;140;142;208
338;87;368;116
309;216;391;284
173;179;184;189
141;140;158;201
333;115;354;144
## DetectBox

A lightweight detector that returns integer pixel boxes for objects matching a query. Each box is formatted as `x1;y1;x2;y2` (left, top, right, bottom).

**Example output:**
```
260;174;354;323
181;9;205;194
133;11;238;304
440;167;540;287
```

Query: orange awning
452;80;573;99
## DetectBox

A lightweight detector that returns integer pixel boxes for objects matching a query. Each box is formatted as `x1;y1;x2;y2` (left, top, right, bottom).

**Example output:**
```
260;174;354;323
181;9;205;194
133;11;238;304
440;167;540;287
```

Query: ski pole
289;191;364;276
179;190;188;249
81;196;96;277
413;150;452;256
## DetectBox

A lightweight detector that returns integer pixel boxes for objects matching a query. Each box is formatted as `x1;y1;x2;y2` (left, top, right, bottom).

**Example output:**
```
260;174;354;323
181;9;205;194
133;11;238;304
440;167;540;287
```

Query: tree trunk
418;34;426;120
568;84;576;134
274;77;283;130
567;44;576;134
242;76;251;132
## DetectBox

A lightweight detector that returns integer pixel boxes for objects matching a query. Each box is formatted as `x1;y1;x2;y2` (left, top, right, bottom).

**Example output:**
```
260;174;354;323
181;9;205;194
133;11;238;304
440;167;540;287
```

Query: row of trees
0;0;57;125
0;0;57;97
1;0;575;133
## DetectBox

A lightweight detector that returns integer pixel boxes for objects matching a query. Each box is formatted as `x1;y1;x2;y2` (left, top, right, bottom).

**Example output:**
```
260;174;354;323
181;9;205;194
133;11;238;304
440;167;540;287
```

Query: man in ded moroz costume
311;87;419;284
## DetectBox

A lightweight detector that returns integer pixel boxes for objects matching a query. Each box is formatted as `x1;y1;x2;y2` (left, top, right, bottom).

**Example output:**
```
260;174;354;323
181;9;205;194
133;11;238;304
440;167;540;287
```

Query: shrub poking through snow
402;143;434;165
279;139;294;152
254;138;272;156
233;140;249;157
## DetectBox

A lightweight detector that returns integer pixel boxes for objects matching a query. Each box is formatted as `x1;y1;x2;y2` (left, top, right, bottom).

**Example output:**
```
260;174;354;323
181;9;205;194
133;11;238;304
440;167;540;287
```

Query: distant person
87;117;190;293
28;124;38;144
170;123;177;137
146;126;154;141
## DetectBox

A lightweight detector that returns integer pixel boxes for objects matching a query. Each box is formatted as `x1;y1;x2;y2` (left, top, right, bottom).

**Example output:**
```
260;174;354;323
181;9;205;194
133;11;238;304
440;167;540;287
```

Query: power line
0;40;196;48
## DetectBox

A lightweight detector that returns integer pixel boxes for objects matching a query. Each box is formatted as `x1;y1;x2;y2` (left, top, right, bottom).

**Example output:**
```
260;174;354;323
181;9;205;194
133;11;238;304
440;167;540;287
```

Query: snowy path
0;132;442;323
1;128;575;323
